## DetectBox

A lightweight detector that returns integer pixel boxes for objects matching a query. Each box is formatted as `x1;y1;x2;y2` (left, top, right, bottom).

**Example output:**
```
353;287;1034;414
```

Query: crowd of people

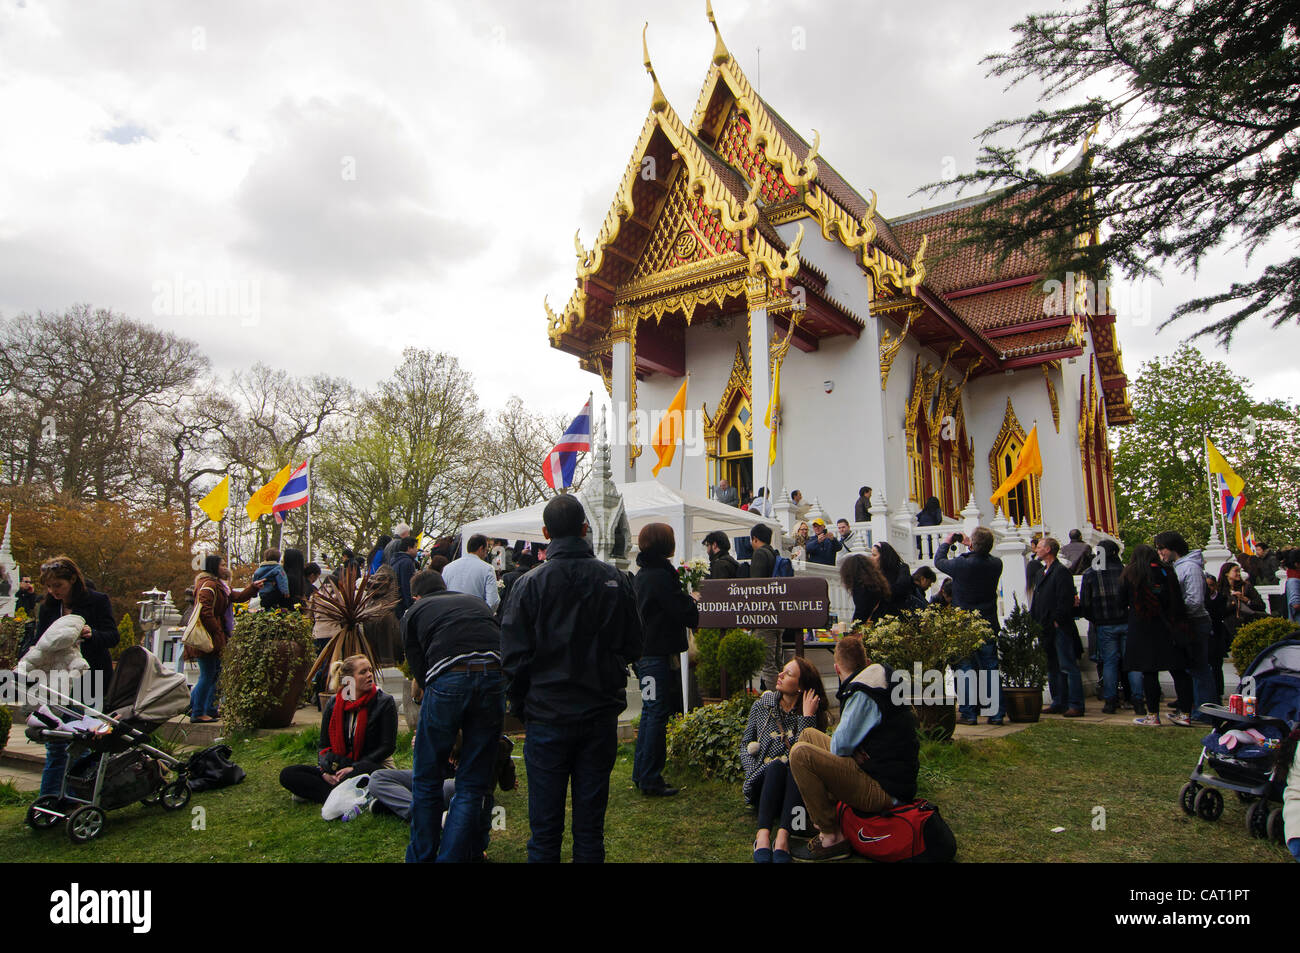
12;495;1300;864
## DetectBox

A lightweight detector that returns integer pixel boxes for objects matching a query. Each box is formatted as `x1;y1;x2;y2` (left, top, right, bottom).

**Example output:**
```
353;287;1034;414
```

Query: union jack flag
542;399;592;490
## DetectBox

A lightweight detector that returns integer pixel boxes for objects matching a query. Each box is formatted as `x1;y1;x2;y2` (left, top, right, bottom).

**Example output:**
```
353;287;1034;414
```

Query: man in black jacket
936;528;1005;726
501;495;643;863
402;569;505;863
703;531;741;579
748;522;782;689
1029;537;1083;716
392;536;418;620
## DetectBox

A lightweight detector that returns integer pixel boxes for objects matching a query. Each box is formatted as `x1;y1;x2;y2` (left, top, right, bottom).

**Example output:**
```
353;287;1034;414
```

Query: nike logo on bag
856;833;891;843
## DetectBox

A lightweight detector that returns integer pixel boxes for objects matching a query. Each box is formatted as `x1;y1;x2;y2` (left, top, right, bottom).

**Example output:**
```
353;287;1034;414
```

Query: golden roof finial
706;0;731;66
642;24;668;113
905;234;928;294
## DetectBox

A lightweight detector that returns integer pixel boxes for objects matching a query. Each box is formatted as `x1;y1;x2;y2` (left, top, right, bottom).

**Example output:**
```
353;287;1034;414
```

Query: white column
993;508;1030;624
749;290;779;501
610;334;635;482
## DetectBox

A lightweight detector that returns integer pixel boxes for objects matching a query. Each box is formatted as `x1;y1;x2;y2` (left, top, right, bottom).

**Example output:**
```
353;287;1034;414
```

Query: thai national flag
542;399;592;490
272;461;309;523
1217;474;1245;522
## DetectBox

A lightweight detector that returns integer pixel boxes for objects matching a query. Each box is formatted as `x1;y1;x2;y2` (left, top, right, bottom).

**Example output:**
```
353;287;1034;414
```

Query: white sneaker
1133;714;1161;726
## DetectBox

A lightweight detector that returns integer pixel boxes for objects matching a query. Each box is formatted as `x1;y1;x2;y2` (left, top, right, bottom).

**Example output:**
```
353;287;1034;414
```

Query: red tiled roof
948;284;1048;333
990;325;1075;359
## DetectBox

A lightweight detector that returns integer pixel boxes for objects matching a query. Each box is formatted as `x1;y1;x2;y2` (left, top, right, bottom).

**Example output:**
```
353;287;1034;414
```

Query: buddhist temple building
544;5;1131;542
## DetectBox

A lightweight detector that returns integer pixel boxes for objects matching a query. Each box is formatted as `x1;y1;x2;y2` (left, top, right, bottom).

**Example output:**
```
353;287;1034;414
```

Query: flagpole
679;374;688;492
225;467;233;569
306;455;313;565
1203;435;1220;542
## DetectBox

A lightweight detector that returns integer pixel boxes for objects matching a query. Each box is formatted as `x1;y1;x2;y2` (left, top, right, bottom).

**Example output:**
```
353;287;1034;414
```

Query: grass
0;720;1291;862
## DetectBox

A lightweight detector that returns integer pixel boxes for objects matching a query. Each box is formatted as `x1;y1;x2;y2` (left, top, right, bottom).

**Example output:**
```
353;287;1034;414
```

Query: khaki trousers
789;727;894;834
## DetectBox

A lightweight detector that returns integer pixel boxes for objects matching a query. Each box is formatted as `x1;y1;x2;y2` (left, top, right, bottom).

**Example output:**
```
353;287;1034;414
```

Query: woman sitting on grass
740;656;830;862
280;654;397;804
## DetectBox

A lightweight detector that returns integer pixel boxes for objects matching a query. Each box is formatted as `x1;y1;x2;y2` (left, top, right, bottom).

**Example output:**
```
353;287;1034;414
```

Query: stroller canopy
1240;639;1300;726
105;646;192;725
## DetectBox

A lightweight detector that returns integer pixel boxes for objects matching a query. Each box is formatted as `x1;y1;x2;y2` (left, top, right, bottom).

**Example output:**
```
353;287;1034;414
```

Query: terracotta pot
1004;686;1044;723
260;639;313;729
909;696;958;742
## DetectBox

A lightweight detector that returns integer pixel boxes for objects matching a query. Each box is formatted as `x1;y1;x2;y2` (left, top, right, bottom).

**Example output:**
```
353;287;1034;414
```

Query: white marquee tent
458;481;777;560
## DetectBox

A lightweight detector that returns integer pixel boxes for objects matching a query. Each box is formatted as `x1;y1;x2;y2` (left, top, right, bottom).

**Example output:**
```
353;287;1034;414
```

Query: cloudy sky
1;0;1295;418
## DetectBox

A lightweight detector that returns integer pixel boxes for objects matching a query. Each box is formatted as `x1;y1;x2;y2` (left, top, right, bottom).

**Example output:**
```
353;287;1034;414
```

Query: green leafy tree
923;0;1300;345
1114;344;1300;550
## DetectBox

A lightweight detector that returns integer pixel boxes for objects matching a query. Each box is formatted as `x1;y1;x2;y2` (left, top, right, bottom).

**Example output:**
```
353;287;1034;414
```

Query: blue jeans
1187;617;1217;721
632;656;679;792
190;654;221;718
41;741;69;797
1097;624;1144;703
524;714;618;863
405;669;505;863
1047;623;1084;710
957;641;1005;721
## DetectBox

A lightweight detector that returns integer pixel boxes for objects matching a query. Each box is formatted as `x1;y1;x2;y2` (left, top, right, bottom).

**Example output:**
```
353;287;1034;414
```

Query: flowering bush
855;606;993;674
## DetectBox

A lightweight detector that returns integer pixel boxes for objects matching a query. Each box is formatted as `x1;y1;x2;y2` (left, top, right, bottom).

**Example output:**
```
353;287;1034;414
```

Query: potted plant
997;601;1048;723
305;565;395;693
219;605;315;731
718;629;766;696
856;606;993;741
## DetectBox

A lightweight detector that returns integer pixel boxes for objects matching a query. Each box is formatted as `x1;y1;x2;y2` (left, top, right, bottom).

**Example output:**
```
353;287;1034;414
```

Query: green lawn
0;720;1290;862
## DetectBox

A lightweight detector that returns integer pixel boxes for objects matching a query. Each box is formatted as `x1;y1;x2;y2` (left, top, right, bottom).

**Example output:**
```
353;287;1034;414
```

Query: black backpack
185;744;246;792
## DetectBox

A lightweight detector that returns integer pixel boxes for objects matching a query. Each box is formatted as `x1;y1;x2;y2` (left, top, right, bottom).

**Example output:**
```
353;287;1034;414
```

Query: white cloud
0;0;1294;417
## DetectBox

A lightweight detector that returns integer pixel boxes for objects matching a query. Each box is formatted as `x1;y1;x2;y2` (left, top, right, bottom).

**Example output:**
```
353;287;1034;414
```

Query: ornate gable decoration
633;168;738;281
702;341;752;452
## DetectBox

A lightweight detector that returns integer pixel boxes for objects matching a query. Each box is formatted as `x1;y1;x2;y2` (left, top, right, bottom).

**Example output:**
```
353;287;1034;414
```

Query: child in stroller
1179;638;1300;849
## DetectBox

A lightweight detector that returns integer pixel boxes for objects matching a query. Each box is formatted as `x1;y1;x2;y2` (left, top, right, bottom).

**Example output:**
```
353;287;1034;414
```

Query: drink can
1229;694;1243;715
1244;696;1256;717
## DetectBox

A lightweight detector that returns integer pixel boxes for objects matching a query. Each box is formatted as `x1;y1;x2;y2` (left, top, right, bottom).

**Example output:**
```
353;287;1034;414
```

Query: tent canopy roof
458;482;776;558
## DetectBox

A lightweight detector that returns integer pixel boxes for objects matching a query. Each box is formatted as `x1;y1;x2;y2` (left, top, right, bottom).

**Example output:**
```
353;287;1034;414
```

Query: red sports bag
836;799;956;863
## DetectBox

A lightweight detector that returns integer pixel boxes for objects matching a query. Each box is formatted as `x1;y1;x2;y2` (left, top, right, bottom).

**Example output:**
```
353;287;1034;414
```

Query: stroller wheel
1194;787;1224;821
1246;800;1270;838
67;805;105;844
1267;807;1285;845
160;780;191;811
140;791;161;807
1179;782;1200;816
25;795;62;831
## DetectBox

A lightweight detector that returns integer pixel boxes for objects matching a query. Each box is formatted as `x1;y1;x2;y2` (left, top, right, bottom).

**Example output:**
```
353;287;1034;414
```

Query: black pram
23;645;195;843
1178;638;1300;844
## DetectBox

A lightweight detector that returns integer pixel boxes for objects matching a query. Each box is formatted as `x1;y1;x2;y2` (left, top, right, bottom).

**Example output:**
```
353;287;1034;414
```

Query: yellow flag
1234;512;1245;552
990;425;1043;508
197;475;229;523
1206;438;1244;496
765;361;781;467
651;378;689;477
246;464;293;521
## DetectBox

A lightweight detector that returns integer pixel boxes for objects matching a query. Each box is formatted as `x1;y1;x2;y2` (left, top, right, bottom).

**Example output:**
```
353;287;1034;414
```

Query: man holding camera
935;528;1005;726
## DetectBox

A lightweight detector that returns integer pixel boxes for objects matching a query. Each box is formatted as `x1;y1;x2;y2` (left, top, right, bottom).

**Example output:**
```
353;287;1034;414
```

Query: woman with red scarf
280;655;398;804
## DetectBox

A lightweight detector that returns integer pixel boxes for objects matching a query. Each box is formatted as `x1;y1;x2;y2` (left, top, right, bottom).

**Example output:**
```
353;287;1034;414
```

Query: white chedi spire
0;514;11;562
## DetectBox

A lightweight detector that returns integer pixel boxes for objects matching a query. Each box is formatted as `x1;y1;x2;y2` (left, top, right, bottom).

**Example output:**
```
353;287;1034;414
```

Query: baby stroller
24;645;195;843
1179;638;1300;844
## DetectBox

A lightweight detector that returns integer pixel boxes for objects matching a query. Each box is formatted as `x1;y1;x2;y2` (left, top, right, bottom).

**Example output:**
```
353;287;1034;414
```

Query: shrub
694;628;724;697
0;615;24;669
1230;616;1300;676
718;630;765;692
0;704;11;753
218;609;313;731
665;693;757;782
112;613;139;661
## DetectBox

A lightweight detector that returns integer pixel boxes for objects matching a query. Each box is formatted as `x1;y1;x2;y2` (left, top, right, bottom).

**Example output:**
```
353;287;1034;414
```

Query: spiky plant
305;564;398;685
